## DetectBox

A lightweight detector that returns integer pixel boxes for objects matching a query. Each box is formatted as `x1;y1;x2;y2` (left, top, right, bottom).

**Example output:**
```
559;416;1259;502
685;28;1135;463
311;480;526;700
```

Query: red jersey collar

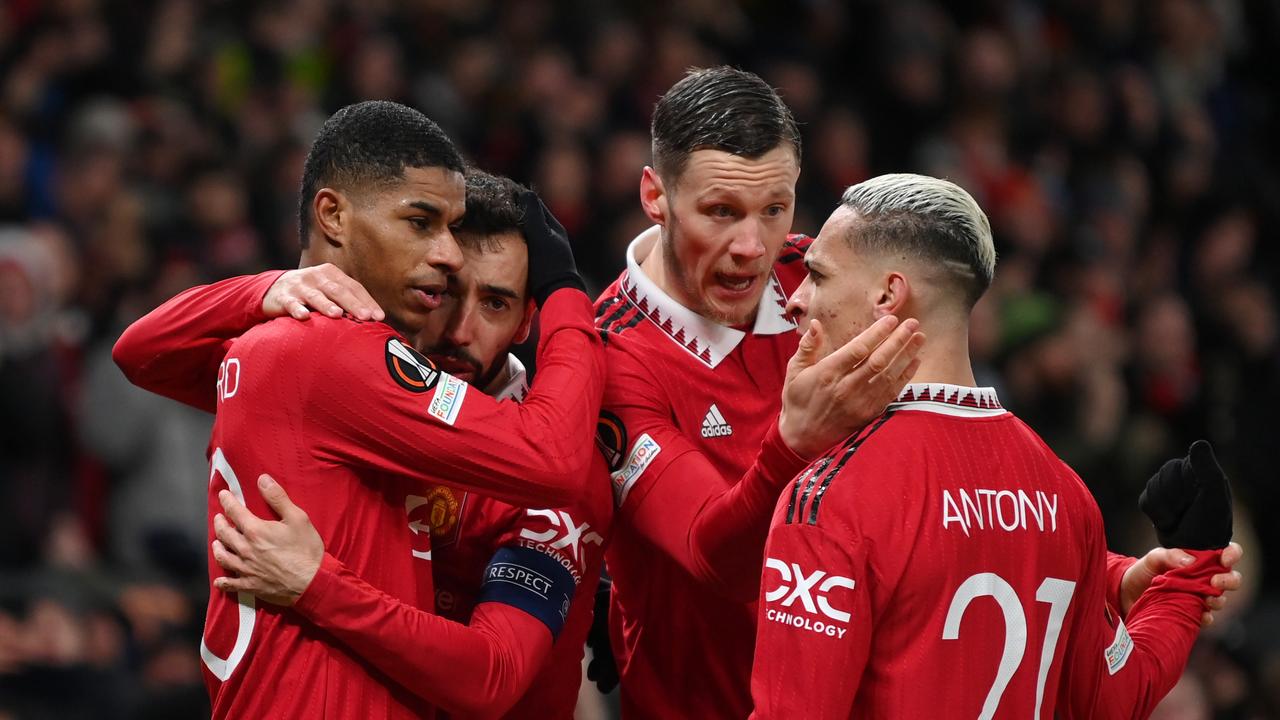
889;383;1007;417
623;226;797;368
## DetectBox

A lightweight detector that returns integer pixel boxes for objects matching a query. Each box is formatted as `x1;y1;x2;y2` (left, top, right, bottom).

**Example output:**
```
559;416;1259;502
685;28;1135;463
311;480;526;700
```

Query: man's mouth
714;272;759;295
411;284;446;310
426;352;480;381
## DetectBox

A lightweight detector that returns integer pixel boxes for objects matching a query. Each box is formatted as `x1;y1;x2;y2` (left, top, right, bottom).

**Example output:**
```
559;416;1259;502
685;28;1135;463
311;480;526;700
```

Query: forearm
294;554;547;717
631;422;809;599
1079;551;1222;718
113;270;284;412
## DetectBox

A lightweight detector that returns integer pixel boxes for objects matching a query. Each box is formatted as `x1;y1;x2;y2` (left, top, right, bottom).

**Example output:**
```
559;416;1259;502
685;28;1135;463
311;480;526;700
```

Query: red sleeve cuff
245;270;288;322
293;552;346;619
758;421;812;487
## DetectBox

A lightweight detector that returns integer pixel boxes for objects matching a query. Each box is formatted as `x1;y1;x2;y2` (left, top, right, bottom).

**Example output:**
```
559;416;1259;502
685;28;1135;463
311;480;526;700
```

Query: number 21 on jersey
943;573;1077;720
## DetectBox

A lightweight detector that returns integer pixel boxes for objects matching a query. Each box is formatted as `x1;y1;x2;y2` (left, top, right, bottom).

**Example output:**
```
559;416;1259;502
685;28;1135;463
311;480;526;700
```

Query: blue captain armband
477;545;577;638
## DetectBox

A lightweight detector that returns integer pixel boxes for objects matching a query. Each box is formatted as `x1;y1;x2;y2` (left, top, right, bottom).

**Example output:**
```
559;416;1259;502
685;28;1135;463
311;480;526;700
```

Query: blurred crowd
0;0;1277;718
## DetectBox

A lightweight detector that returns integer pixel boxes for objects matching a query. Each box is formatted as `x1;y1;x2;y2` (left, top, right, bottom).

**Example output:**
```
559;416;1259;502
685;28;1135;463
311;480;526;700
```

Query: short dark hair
297;101;465;248
455;169;528;253
651;66;801;184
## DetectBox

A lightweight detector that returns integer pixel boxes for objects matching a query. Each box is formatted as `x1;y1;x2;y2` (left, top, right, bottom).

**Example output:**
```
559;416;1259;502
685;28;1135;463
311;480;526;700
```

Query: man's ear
875;271;912;318
639;167;671;226
313;188;350;247
513;298;537;345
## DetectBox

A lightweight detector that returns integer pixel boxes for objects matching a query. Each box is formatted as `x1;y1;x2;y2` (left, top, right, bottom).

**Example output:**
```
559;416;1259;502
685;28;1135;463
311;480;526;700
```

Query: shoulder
778;411;914;529
234;314;397;354
773;233;812;294
594;274;644;336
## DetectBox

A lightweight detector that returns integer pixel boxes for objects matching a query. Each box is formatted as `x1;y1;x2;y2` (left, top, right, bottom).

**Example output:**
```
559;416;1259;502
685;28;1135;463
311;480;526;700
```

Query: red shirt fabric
750;384;1220;719
114;274;605;719
591;227;813;720
428;361;614;720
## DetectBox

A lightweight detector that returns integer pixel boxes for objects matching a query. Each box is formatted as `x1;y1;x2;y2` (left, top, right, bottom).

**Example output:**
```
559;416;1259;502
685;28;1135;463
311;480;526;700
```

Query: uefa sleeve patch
478;545;577;638
427;373;468;425
1104;617;1133;675
386;338;440;393
595;410;628;474
610;433;661;507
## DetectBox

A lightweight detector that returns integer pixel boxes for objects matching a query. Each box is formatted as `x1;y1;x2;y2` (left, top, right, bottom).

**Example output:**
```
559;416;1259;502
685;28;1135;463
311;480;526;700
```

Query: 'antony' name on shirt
941;488;1059;537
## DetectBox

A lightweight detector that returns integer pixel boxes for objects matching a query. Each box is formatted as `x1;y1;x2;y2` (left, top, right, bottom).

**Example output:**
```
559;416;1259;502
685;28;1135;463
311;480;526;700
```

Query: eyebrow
480;283;522;300
408;201;442;216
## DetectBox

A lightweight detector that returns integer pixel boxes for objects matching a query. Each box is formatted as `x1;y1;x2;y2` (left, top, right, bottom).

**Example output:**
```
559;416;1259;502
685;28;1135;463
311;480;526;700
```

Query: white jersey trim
622;227;796;368
888;383;1008;417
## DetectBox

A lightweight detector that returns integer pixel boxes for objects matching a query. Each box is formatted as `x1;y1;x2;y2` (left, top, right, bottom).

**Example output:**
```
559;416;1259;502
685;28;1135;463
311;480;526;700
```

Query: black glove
1139;440;1233;550
585;575;619;694
519;190;586;306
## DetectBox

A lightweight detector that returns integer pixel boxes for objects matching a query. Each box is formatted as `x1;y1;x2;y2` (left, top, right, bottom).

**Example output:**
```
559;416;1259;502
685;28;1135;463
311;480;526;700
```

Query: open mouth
715;273;758;295
412;285;446;310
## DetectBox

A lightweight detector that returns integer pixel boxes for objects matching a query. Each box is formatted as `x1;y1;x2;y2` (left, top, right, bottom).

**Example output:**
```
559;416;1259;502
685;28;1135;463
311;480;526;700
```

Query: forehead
808;206;859;267
455;230;528;291
676;146;799;199
387;166;466;220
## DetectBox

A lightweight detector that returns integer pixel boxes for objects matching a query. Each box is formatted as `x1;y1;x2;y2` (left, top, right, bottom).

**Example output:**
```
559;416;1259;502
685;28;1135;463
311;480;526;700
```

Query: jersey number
942;573;1077;720
200;448;257;681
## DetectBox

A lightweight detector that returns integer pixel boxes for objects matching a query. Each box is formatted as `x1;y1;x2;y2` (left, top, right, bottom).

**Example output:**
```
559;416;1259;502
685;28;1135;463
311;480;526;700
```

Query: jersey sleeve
293;553;552;717
474;459;611;637
1105;551;1138;615
113;270;285;413
304;288;604;508
749;517;871;720
601;345;809;599
1055;533;1222;718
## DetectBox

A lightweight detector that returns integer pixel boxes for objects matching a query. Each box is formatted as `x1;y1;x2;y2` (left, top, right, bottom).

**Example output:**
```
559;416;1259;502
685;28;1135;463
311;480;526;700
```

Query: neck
637;230;674;297
905;321;978;387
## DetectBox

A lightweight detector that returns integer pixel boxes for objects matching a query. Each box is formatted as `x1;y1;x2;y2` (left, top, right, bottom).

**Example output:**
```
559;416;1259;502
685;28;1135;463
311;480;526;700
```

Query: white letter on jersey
200;449;257;681
942;490;969;537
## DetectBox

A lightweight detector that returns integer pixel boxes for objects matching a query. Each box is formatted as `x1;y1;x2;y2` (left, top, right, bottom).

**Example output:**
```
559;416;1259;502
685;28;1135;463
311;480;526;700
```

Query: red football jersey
592;227;812;720
750;384;1221;719
428;360;614;720
114;276;605;719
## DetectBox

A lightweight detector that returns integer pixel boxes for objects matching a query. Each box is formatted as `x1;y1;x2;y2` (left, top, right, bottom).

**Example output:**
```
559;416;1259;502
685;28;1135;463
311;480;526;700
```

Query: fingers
213;513;250;557
218;489;264;534
787;320;826;379
1144;548;1195;572
284;298;311;321
257;474;304;523
820;315;900;372
1221;541;1243;567
880;328;926;384
212;539;249;576
310;275;384;322
1200;611;1214;628
834;319;920;393
1212;570;1242;592
300;286;345;319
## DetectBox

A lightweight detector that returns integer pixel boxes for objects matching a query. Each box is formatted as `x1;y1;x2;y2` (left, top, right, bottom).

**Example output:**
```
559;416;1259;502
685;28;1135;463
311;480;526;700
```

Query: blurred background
0;0;1277;717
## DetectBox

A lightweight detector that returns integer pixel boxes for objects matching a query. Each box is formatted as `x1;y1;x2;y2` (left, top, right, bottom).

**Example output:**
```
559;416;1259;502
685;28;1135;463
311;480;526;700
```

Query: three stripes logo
700;404;734;438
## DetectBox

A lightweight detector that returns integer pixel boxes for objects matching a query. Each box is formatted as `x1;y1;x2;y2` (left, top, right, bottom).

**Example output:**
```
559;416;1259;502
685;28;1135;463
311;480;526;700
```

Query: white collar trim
623;226;796;368
490;353;528;402
888;383;1007;417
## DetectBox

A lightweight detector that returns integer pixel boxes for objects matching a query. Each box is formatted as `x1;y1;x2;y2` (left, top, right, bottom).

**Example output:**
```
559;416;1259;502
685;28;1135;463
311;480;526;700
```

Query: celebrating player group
114;67;1244;719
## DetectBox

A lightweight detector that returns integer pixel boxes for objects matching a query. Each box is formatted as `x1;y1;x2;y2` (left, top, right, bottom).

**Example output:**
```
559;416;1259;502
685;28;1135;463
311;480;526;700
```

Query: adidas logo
701;404;734;438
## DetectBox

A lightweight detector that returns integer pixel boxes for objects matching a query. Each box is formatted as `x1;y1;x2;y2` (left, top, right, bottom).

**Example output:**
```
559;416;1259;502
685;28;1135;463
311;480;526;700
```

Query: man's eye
709;205;735;218
484;298;509;312
766;205;786;217
408;217;430;231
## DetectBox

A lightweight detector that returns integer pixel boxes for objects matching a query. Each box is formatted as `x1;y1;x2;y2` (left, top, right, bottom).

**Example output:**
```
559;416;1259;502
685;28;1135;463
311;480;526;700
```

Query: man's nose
429;230;464;273
727;219;767;262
